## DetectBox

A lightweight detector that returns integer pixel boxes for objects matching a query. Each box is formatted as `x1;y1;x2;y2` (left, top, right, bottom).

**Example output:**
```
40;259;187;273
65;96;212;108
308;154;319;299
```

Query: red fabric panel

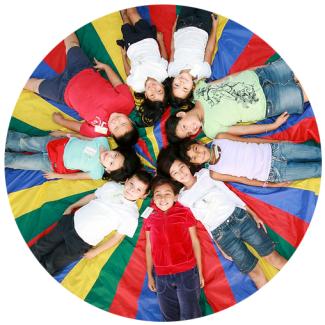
43;40;67;74
27;222;58;248
160;106;171;148
138;137;154;164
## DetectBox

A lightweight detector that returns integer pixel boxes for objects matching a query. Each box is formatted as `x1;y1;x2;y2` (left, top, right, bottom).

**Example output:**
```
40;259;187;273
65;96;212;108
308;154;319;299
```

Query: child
5;130;141;181
157;151;287;289
166;59;308;143
143;176;204;321
24;32;139;147
30;170;152;276
180;134;321;187
168;6;219;106
117;7;170;126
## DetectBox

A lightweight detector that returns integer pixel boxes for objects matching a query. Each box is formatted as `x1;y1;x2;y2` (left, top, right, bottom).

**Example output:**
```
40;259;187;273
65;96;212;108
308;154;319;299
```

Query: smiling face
153;183;178;213
145;78;165;102
175;111;202;139
172;72;194;99
187;143;210;165
123;175;149;201
108;113;133;138
169;160;192;185
99;148;125;173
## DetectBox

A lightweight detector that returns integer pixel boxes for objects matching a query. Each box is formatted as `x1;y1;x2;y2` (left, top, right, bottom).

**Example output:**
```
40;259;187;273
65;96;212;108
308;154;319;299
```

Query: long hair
168;77;195;110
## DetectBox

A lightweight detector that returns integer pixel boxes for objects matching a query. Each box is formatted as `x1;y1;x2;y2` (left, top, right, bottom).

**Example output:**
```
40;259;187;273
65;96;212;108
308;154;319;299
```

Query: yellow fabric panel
9;178;106;219
212;15;229;62
144;126;160;159
290;177;321;196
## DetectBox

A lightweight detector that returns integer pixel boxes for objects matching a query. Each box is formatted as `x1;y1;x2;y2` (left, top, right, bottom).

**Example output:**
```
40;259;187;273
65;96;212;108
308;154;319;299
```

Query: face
187;143;210;165
172;72;194;99
175;112;201;139
169;160;192;185
145;78;165;102
108;113;133;138
100;149;125;173
123;176;149;201
153;183;178;213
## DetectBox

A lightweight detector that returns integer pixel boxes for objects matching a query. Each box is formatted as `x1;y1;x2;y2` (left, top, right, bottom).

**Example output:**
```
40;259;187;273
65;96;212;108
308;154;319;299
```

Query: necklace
204;148;214;169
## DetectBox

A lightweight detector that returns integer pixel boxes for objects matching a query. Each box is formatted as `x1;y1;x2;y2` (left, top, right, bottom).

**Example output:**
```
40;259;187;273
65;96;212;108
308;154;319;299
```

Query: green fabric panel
199;289;214;316
8;116;50;137
265;52;281;64
176;5;182;16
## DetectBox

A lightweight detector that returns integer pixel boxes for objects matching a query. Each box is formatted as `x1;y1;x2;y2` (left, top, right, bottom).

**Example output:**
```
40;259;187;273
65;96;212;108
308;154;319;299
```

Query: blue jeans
155;265;202;321
176;6;212;35
267;143;322;182
5;130;60;172
254;58;304;117
211;208;275;274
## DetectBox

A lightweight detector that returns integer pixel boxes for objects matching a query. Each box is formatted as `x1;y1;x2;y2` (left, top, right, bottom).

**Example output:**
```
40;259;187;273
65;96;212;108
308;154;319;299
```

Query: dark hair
168;77;195;109
151;175;181;195
179;139;206;172
165;110;190;144
134;77;172;127
112;123;139;147
156;145;183;178
102;147;141;182
130;170;153;194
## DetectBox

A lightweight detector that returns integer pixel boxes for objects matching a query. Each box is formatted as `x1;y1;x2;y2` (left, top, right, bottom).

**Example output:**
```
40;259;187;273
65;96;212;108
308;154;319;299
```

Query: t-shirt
178;169;246;235
63;137;109;180
168;26;211;82
208;139;272;181
193;71;266;138
74;181;139;246
64;68;135;137
126;38;168;93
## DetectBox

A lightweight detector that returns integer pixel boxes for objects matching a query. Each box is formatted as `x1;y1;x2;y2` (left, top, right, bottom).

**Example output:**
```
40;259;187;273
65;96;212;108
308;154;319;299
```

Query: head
165;110;201;144
168;76;195;109
171;72;195;100
151;176;180;213
123;170;153;201
135;78;172;127
180;140;210;166
102;147;142;182
109;112;139;147
169;159;194;185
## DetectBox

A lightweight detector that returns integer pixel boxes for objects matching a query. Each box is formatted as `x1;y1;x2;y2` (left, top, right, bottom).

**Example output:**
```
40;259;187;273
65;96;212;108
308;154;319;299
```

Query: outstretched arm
216;132;291;143
52;112;83;133
94;58;123;87
189;226;204;288
145;231;156;292
204;14;219;66
169;16;178;63
43;171;94;181
245;205;267;233
120;46;131;77
157;31;168;61
49;130;95;141
63;193;97;215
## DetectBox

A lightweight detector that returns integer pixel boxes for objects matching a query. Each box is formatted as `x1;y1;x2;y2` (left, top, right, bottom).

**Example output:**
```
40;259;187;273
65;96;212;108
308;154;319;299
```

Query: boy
30;170;152;276
170;163;287;289
24;32;139;147
143;176;203;321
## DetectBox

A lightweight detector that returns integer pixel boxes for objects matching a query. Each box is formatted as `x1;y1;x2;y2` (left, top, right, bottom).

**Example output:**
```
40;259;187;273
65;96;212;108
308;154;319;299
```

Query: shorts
211;207;276;274
38;46;95;105
117;19;157;50
254;58;304;117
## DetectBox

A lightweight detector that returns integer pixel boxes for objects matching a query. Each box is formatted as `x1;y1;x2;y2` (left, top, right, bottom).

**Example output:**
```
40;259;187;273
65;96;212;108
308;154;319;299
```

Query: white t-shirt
178;169;246;235
168;26;211;82
126;38;168;93
74;181;139;246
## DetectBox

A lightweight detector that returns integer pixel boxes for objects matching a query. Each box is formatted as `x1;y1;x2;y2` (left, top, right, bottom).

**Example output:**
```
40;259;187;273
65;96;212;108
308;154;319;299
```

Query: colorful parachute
5;4;320;321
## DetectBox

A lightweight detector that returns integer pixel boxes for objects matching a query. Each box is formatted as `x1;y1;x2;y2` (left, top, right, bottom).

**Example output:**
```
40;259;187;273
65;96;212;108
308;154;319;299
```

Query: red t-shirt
143;201;197;275
64;69;135;137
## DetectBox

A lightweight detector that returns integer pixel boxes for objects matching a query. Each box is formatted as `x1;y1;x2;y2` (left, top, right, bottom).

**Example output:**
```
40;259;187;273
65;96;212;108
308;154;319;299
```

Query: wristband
67;133;71;138
263;181;268;188
265;124;267;133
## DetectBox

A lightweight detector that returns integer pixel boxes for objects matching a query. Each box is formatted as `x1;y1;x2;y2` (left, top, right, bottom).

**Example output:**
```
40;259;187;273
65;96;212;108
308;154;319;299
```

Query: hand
121;46;127;56
49;130;67;137
219;248;233;261
172;15;178;33
93;57;106;71
268;181;293;188
63;206;74;215
148;275;156;292
43;171;59;180
273;112;290;128
211;14;219;29
83;248;98;259
157;31;164;42
252;215;267;233
199;272;205;288
52;112;64;124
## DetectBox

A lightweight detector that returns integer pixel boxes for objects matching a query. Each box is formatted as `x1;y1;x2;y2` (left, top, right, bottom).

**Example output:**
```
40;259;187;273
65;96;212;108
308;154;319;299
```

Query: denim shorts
211;207;275;274
38;46;95;105
254;58;304;117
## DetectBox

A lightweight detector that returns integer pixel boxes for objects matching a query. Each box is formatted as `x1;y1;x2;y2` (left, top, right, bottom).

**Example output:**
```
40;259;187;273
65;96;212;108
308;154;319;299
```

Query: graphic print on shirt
196;81;260;109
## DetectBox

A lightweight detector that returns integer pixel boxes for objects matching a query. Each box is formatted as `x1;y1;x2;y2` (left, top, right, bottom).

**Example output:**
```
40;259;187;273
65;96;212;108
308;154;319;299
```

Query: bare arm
157;32;168;61
94;58;123;87
83;231;125;259
63;193;97;215
216;132;290;143
189;226;204;288
213;239;233;261
121;46;131;77
52;112;82;132
145;231;156;292
43;171;94;181
245;205;267;233
204;14;218;66
169;16;178;63
49;130;95;141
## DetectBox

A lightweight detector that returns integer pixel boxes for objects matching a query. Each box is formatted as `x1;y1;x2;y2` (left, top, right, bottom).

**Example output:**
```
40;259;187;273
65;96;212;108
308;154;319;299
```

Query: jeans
211;208;275;274
267;143;322;182
155;265;202;321
176;6;212;35
254;58;304;117
5;130;60;172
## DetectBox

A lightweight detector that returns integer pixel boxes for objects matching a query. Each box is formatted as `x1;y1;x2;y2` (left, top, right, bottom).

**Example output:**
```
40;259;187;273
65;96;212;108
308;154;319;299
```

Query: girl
179;133;321;187
117;7;171;126
168;6;219;107
156;148;287;289
143;176;204;321
5;130;141;182
166;58;309;143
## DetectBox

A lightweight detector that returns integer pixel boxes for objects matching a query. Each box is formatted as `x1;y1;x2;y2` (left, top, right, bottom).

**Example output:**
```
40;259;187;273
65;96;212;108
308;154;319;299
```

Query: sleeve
94;181;112;198
167;62;180;77
160;57;169;70
117;216;139;238
192;62;212;82
114;84;135;113
126;73;146;93
185;209;197;228
142;218;150;231
205;124;228;139
215;181;246;209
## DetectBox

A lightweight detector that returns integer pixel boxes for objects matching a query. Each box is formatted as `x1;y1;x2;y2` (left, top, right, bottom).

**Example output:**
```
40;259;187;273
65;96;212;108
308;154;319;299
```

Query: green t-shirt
193;71;266;139
63;137;110;180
